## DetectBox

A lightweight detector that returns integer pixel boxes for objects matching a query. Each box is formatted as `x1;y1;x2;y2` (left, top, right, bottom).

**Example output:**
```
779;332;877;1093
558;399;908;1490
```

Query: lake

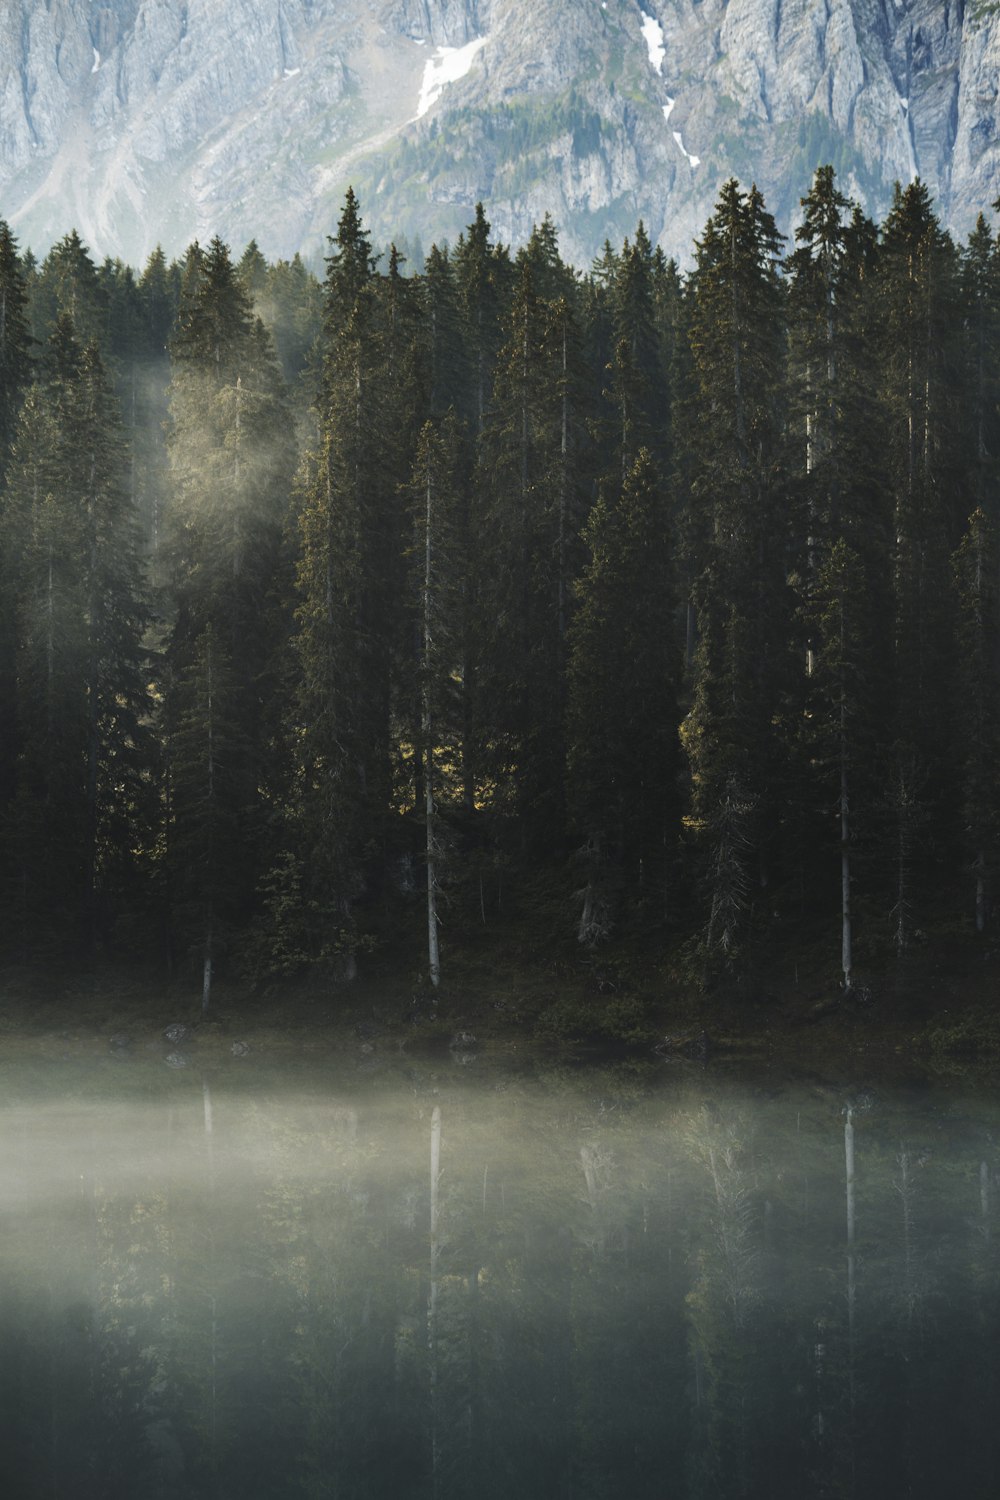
1;1038;997;1497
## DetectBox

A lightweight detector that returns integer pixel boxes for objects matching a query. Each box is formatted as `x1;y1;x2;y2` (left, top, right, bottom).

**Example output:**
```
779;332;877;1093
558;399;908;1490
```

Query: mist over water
1;1048;998;1498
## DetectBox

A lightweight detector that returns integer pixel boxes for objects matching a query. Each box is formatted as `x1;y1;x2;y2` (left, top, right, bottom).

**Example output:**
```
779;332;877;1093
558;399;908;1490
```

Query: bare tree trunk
426;771;440;987
203;632;215;1011
685;597;696;668
813;1320;826;1443
85;467;99;953
202;916;213;1013
423;472;440;988
840;692;852;990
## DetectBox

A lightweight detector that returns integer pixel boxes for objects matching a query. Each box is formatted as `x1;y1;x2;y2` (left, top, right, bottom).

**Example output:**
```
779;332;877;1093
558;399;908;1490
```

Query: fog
2;1048;999;1497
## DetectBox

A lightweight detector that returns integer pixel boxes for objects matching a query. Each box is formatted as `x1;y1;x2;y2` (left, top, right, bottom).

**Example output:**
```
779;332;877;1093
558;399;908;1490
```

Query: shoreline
2;922;998;1087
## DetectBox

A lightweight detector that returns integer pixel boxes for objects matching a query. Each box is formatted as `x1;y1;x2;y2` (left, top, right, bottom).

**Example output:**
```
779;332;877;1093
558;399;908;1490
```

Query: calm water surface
1;1039;998;1498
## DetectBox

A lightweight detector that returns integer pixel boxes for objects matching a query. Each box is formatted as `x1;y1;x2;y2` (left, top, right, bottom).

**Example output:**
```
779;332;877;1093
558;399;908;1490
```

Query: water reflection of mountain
0;1060;997;1498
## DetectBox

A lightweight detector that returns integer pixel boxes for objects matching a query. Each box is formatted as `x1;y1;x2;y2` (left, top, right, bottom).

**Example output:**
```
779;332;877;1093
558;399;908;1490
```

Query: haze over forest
1;165;999;1002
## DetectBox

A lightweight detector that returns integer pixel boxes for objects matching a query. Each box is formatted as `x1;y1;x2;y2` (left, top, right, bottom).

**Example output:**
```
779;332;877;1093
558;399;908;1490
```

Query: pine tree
960;213;1000;523
800;540;878;987
953;509;1000;932
878;181;963;953
681;180;791;959
422;244;466;419
130;246;177;564
0;220;33;812
0;220;32;476
258;252;323;394
292;191;398;943
237;239;269;304
0;319;151;950
139;245;177;355
606;224;665;474
787;167;886;562
408;415;465;984
0;388;86;942
416;242;480;821
165;624;248;1008
453;203;507;436
71;339;153;946
476;255;582;844
163;235;295;975
32;229;108;353
786;168;890;954
320;186;379;375
567;448;677;940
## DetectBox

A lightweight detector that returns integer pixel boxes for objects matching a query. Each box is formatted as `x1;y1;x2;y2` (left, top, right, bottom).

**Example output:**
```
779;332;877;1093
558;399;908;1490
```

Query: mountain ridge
1;0;998;265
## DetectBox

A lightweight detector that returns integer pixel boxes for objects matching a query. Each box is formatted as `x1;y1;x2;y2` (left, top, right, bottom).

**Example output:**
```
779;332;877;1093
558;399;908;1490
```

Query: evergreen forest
2;167;999;1006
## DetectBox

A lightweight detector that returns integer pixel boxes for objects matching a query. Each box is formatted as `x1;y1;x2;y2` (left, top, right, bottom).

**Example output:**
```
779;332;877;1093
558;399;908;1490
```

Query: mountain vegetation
2;169;999;1004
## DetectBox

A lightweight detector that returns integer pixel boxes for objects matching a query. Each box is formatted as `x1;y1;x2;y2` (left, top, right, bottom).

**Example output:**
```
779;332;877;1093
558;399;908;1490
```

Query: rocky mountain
1;0;998;267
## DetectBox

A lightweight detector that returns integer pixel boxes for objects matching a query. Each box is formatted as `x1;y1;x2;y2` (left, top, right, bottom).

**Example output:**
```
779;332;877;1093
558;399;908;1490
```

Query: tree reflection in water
0;1058;997;1498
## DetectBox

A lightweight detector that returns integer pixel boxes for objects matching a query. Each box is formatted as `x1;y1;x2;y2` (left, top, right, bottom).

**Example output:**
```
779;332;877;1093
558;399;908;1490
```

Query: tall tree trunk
84;470;99;952
203;633;215;1011
423;472;440;988
840;677;852;989
203;910;213;1012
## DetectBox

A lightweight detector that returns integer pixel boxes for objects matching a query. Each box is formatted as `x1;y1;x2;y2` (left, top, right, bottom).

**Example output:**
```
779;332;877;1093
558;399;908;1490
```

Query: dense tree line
1;169;998;997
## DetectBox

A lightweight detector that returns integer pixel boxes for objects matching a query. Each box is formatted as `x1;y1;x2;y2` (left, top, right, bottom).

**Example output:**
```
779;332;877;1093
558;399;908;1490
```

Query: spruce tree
165;624;248;1007
163;235;294;975
960;214;1000;523
953;509;1000;933
878;181;963;953
681;181;791;961
258;252;323;394
453;203;507;436
0;387;85;942
72;339;153;946
476;254;586;846
0;220;33;812
606;224;666;474
408;415;465;984
566;448;677;940
293;190;399;945
0;319;151;951
800;540;878;988
32;229;108;352
0;220;32;476
422;244;466;419
139;245;177;354
786;168;890;954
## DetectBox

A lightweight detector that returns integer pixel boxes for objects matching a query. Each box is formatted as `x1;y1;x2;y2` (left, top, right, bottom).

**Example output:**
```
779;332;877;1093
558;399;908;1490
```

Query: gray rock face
0;0;998;267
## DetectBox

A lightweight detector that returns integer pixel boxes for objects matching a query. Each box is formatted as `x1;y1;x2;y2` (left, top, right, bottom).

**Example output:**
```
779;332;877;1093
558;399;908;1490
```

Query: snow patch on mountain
673;131;699;169
415;35;487;119
639;10;664;76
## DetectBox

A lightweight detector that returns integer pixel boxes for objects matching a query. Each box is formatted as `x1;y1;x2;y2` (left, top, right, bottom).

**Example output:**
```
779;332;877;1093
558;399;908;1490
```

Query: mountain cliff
1;0;997;265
